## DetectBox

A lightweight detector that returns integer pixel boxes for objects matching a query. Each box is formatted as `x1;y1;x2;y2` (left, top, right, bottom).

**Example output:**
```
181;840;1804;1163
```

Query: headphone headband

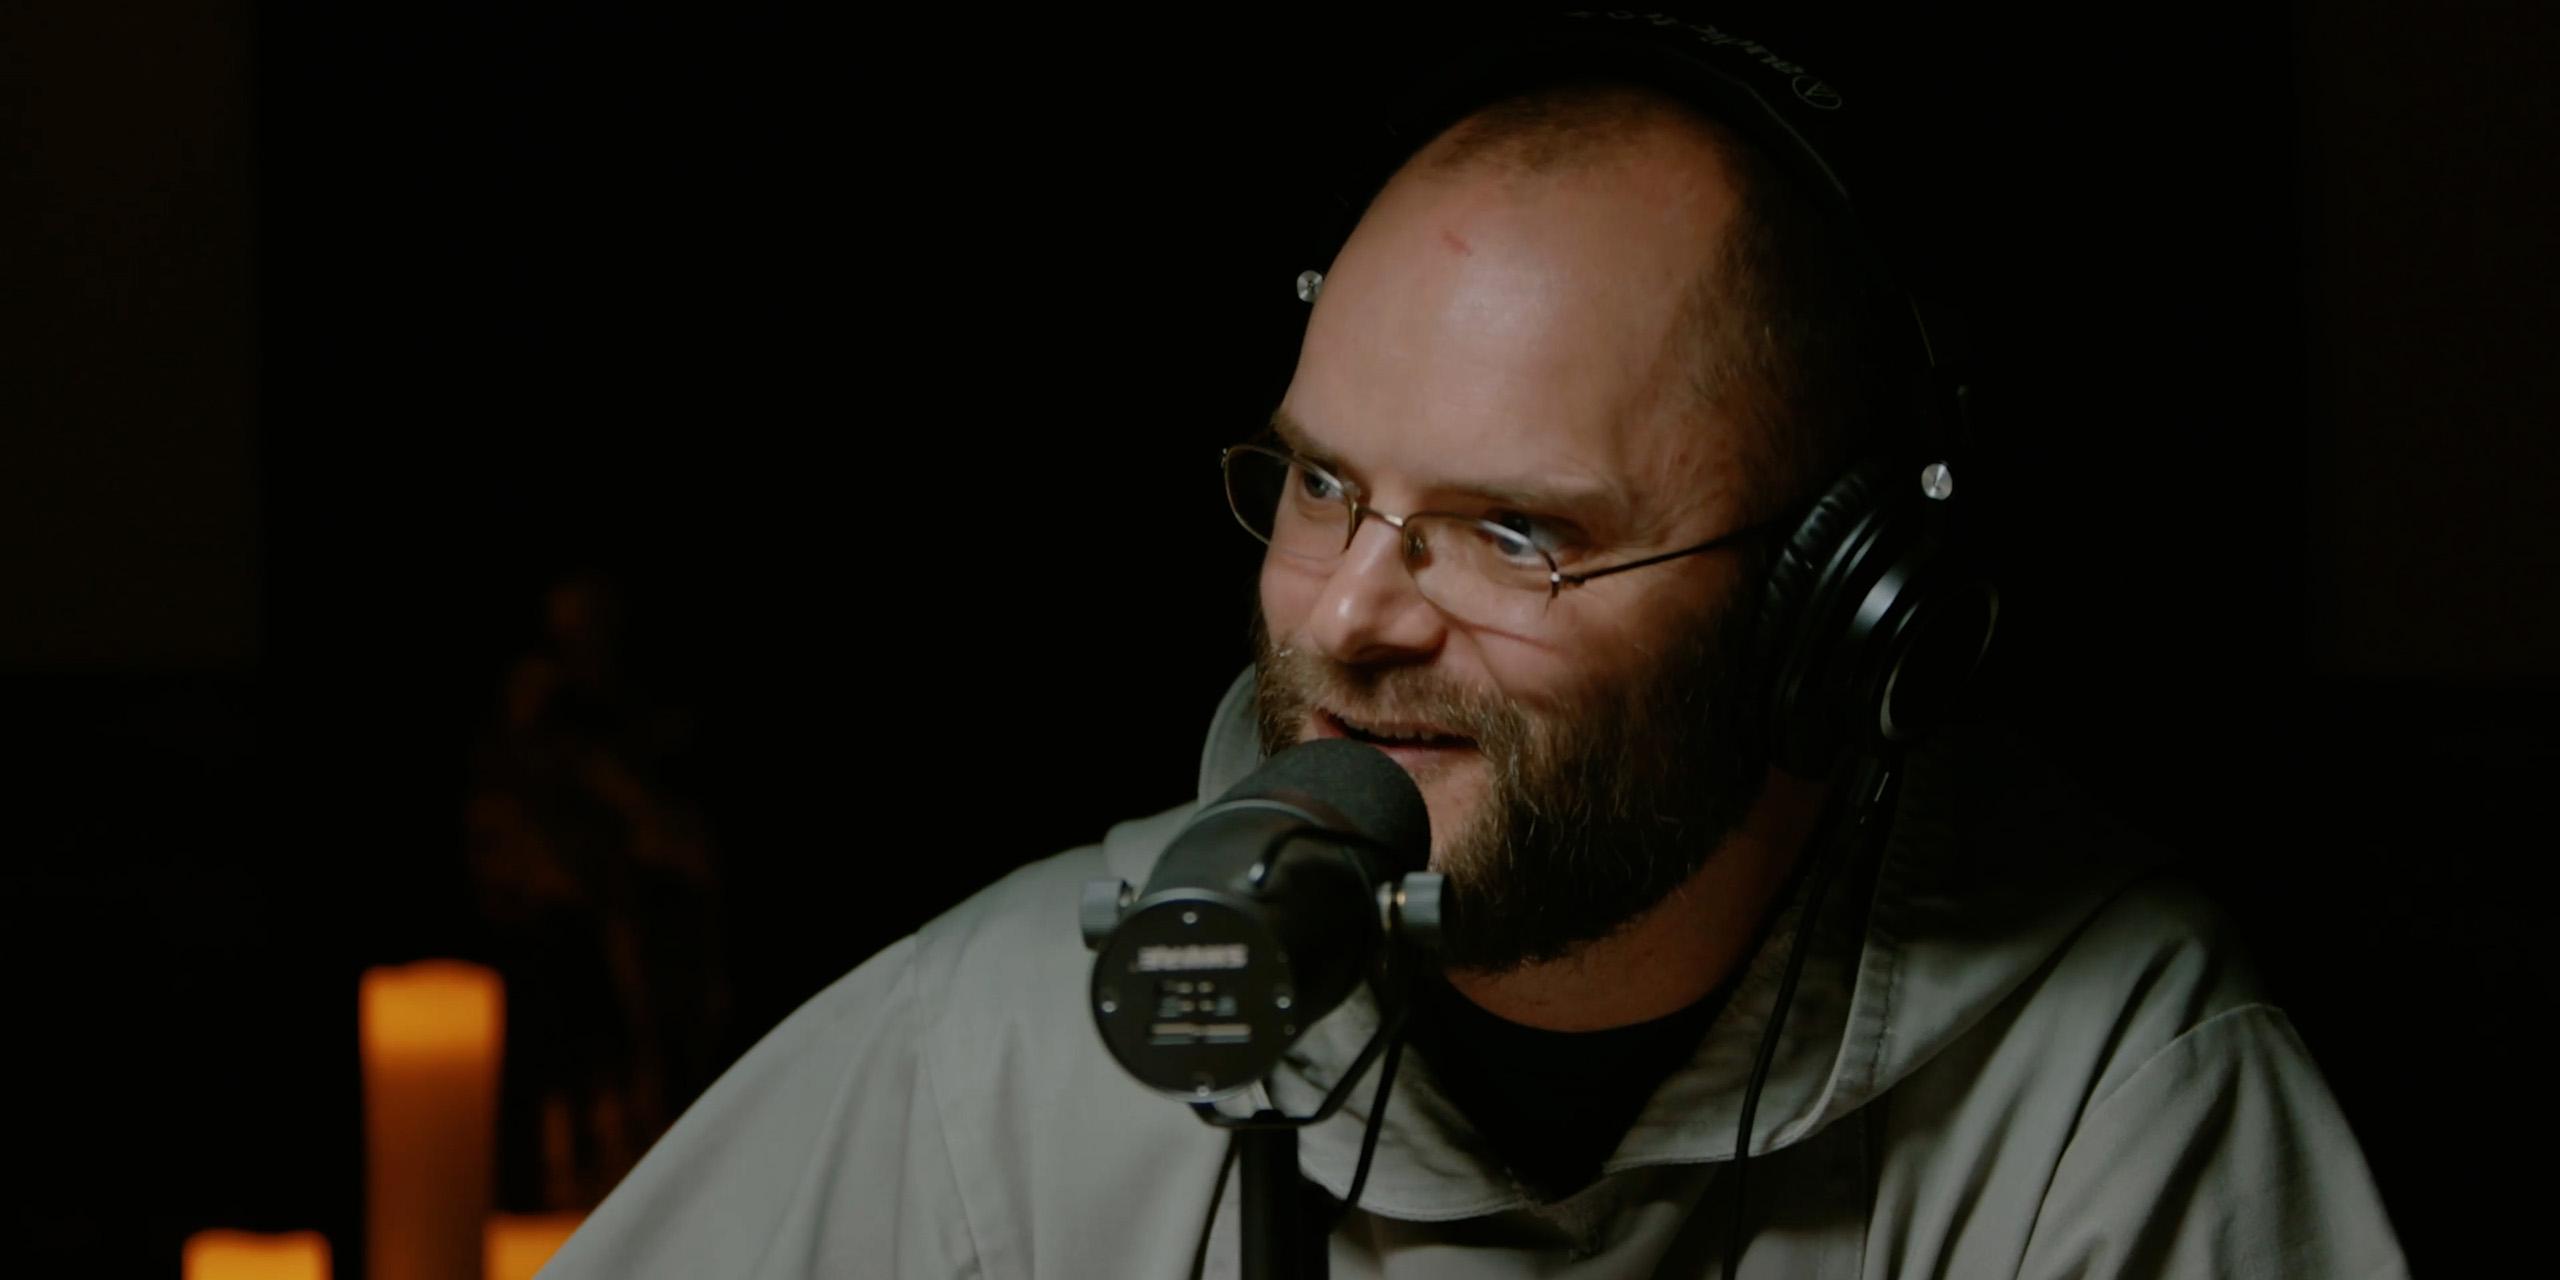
1312;7;1974;461
1289;6;2000;777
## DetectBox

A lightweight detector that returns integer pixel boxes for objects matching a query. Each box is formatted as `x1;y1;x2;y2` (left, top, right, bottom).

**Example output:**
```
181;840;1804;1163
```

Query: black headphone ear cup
1758;463;1887;774
1758;467;1879;667
1757;456;2000;778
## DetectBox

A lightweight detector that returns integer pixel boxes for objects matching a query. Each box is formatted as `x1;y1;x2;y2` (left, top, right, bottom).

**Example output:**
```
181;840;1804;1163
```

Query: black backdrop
6;1;2554;1273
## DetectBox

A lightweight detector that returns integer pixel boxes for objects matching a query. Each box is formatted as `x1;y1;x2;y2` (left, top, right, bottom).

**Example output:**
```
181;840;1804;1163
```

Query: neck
1442;767;1828;1032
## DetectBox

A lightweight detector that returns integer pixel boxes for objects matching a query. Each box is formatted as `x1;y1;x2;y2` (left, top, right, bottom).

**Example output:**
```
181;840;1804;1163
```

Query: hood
1186;666;2172;1222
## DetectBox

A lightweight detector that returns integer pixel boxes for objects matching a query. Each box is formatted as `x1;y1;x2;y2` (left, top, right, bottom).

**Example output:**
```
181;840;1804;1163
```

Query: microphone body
1082;739;1432;1100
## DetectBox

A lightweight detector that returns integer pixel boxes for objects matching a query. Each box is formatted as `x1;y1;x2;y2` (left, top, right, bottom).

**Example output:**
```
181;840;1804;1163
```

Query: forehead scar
1440;229;1473;256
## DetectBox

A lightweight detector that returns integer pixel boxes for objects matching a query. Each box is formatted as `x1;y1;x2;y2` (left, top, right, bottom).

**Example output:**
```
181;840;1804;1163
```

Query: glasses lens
1405;515;1556;630
1225;447;1350;559
1222;449;1560;629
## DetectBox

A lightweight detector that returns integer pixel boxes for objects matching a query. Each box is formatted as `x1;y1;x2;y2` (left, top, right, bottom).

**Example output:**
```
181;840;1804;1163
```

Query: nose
1303;515;1447;668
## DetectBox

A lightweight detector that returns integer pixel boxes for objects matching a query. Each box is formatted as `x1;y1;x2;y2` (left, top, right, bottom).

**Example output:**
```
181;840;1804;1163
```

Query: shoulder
1855;721;2211;1093
1867;867;2403;1275
905;799;1197;1015
546;801;1213;1279
1883;859;2276;1123
894;800;1239;1277
2010;876;2409;1276
540;930;951;1277
2029;869;2278;1105
1862;727;2297;1163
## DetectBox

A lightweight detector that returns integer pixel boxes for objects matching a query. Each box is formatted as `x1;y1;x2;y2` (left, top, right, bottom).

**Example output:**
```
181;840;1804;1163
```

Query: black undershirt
1405;973;1733;1204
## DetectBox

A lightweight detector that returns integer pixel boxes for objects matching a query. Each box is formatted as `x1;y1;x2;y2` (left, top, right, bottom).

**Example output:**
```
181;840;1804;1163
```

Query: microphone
1080;738;1444;1101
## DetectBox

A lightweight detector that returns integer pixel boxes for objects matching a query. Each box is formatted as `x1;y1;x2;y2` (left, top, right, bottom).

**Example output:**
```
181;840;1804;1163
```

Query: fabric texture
542;668;2408;1279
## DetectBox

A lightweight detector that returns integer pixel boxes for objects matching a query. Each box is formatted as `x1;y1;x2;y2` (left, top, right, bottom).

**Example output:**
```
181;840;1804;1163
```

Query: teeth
1338;715;1457;744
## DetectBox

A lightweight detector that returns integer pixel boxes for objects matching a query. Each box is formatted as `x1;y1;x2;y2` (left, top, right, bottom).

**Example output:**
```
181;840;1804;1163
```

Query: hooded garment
542;669;2408;1278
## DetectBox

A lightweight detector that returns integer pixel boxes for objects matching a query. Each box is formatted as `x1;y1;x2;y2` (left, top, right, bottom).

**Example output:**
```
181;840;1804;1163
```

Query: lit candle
484;1212;584;1280
362;960;505;1280
182;1229;330;1280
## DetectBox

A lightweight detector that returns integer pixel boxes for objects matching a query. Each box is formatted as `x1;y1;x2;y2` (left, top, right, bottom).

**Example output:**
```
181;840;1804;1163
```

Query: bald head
1290;89;1752;560
1324;78;1890;523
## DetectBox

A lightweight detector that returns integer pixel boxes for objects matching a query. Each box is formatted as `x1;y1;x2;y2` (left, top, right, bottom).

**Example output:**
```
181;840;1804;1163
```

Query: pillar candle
362;960;504;1280
484;1212;584;1280
182;1229;330;1280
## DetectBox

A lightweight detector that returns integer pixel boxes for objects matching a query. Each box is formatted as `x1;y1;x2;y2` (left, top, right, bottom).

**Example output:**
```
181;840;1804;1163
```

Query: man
543;29;2405;1280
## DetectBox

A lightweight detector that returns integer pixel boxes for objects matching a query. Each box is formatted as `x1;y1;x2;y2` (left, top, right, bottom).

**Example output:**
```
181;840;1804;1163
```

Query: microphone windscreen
1218;738;1431;873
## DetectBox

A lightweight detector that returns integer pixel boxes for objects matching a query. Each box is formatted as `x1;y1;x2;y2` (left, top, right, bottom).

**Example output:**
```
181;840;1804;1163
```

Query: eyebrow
1267;406;1637;530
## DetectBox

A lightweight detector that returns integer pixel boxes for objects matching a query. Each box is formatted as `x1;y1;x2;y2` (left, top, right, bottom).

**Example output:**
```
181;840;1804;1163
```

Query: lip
1311;709;1478;770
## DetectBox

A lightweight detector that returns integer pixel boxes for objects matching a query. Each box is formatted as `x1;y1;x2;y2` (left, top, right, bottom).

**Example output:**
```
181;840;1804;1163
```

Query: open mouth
1317;709;1477;753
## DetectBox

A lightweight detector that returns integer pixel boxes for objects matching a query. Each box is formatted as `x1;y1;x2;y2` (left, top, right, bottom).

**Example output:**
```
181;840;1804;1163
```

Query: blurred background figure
464;572;731;1213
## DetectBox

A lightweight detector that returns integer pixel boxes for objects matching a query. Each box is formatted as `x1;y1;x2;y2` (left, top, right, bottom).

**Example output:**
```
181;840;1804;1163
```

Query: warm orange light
362;960;505;1280
182;1229;330;1280
485;1212;585;1280
362;958;506;1059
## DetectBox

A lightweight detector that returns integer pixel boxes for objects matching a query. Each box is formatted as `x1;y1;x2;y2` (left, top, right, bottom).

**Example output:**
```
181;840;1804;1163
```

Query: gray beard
1251;601;1766;974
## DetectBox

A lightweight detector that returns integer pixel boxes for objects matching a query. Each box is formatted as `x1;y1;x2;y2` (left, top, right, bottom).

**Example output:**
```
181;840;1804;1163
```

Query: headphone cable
1332;1030;1406;1227
1723;754;1898;1277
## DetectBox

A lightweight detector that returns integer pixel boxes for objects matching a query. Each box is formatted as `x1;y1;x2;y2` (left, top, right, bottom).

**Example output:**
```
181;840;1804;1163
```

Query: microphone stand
1188;877;1434;1280
1239;1117;1320;1280
1081;777;1443;1280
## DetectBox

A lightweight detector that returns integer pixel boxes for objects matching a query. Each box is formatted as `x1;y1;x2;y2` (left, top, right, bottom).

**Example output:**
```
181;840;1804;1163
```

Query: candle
362;960;505;1280
484;1212;585;1280
182;1229;330;1280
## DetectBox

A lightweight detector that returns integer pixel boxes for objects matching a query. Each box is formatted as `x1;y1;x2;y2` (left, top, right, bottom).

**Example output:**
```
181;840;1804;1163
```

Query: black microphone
1080;738;1442;1101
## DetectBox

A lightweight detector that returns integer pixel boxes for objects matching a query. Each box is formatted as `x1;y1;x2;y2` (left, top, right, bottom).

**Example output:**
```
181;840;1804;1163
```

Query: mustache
1253;637;1520;742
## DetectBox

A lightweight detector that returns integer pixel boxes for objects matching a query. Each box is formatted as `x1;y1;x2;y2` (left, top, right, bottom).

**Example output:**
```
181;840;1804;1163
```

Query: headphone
1290;7;2000;782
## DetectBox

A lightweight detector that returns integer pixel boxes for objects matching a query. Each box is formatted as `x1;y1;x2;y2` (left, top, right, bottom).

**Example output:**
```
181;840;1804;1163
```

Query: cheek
1258;554;1319;639
1466;629;1601;720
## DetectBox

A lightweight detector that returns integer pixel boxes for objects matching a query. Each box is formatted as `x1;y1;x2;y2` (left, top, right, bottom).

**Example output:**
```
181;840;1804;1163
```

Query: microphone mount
1080;740;1440;1279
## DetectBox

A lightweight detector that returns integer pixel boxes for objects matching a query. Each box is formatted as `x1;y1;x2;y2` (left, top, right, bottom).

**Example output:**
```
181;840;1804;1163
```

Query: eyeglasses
1220;443;1779;632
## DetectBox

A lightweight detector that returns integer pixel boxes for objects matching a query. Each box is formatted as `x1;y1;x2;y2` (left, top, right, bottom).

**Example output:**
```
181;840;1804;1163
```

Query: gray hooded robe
542;670;2408;1278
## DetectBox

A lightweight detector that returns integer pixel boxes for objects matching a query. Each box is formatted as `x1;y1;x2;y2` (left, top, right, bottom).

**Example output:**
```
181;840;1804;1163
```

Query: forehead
1280;143;1750;526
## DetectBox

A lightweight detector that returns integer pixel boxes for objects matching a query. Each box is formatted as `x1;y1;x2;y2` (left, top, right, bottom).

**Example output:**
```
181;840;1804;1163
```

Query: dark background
5;1;2552;1273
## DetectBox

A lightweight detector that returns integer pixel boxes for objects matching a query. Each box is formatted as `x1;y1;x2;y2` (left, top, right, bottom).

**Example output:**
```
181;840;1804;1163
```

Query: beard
1250;598;1768;975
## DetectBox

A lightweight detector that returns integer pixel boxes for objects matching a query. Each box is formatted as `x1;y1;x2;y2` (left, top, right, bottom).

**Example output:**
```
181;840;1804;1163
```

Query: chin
1413;771;1487;860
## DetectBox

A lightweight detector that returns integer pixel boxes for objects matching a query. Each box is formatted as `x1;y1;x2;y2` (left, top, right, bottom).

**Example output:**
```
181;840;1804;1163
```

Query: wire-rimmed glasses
1220;443;1778;631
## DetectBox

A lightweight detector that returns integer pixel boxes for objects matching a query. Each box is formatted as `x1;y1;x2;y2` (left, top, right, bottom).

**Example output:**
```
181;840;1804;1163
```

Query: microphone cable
1187;1135;1238;1280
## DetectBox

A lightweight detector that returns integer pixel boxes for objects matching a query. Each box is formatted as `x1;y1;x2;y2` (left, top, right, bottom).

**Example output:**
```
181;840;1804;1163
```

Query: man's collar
1185;665;2175;1221
1191;664;1872;1218
1196;664;1265;806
